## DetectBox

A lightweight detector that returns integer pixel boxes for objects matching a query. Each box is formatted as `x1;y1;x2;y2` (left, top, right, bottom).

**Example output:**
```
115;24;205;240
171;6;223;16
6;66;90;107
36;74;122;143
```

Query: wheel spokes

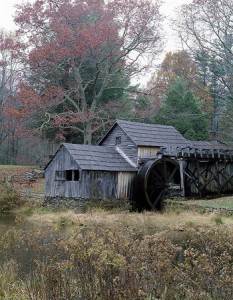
146;159;180;209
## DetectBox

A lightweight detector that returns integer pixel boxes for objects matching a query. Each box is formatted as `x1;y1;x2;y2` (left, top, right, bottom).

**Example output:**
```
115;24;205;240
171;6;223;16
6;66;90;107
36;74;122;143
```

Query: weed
212;215;224;225
0;215;232;299
0;183;24;211
185;220;194;227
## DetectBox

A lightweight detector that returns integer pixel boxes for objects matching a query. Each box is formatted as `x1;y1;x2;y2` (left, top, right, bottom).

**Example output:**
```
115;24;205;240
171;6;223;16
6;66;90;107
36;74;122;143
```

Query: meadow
0;165;232;299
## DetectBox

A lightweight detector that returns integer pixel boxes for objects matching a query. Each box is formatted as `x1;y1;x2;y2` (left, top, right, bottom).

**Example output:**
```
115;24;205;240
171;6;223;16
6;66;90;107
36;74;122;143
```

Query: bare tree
13;0;163;144
0;29;22;162
174;0;233;138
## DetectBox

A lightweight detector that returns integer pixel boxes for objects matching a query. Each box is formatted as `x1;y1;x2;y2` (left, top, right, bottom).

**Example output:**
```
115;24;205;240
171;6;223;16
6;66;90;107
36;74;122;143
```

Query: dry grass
1;205;233;299
31;178;45;193
0;165;45;194
28;208;233;235
1;210;232;300
173;196;233;210
0;165;34;180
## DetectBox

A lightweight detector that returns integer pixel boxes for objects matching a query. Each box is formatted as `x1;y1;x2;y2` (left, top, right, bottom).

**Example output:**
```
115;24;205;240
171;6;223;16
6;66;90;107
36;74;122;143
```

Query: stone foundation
43;196;132;211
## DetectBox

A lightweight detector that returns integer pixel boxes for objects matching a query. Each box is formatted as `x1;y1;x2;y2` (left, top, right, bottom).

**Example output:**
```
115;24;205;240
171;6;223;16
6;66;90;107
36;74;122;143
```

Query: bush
0;183;23;211
0;223;232;299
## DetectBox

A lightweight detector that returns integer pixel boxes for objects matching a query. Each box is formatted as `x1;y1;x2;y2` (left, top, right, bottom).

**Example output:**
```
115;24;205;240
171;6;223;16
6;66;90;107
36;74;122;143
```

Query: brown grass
1;211;232;300
0;165;44;193
0;165;34;180
171;196;233;210
28;208;233;235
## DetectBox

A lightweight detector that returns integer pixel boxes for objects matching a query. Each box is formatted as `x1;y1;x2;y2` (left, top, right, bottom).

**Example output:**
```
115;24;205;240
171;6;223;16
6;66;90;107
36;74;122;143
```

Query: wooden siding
81;171;117;199
100;125;138;166
45;146;82;198
117;172;136;200
138;146;160;159
45;145;135;200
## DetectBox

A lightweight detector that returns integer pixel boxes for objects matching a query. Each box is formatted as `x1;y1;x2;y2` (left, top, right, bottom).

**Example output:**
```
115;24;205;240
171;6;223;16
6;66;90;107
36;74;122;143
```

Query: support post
179;159;185;197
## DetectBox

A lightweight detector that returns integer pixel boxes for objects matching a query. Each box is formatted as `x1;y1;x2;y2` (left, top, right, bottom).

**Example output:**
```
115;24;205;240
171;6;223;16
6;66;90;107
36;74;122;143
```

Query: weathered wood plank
100;125;138;166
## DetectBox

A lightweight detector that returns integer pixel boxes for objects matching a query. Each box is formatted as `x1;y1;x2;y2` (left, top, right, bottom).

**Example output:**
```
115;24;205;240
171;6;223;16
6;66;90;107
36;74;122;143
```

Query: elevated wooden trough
135;146;233;210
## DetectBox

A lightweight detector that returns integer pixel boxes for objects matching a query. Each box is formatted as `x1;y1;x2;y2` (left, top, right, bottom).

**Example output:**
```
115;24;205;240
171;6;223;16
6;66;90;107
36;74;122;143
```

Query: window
116;136;121;145
55;171;66;181
66;170;80;181
55;170;80;181
66;170;73;181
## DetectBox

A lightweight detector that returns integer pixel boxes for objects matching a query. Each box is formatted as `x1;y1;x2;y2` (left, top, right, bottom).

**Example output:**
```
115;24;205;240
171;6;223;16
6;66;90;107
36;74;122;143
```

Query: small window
116;136;121;144
66;170;80;181
73;170;80;181
55;170;80;181
55;171;66;181
66;170;73;181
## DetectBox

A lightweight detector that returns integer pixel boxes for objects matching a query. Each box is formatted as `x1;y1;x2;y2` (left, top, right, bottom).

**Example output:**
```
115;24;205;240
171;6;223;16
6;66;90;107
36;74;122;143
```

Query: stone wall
43;196;132;212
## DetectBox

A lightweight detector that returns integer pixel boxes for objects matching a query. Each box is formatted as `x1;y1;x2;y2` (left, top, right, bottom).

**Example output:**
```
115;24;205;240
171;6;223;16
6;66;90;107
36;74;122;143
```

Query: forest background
0;0;232;166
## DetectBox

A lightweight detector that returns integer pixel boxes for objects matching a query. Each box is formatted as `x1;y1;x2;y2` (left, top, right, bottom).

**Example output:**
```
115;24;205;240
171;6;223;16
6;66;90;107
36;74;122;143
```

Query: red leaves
17;84;64;114
0;30;21;68
12;0;163;143
15;0;162;65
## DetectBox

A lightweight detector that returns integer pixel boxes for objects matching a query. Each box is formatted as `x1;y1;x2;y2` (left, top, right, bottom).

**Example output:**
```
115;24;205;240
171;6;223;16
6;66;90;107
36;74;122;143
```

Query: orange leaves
5;108;23;118
149;50;214;114
6;84;64;129
52;112;87;127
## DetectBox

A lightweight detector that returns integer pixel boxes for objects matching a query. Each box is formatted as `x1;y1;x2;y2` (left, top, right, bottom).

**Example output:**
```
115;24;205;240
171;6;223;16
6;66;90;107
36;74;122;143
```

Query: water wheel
135;157;181;210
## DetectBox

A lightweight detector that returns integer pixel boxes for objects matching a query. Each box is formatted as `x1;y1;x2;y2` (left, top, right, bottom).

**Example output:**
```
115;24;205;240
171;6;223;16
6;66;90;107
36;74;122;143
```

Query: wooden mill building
45;120;233;209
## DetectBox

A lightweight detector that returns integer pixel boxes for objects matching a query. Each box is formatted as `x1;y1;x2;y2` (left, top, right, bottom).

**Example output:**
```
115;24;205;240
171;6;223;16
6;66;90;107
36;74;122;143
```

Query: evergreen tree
155;77;208;140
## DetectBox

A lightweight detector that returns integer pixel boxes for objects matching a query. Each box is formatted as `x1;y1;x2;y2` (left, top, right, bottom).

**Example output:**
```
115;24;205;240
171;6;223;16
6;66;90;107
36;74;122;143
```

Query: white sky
161;0;193;53
0;0;192;31
0;0;192;85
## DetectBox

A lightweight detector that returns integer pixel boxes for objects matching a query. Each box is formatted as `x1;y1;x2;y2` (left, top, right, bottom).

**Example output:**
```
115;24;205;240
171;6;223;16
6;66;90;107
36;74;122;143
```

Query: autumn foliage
175;0;233;139
149;51;213;114
11;0;163;144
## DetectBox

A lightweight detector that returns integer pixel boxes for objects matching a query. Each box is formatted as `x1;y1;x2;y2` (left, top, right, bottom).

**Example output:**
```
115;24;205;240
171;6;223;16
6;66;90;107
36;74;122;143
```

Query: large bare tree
13;0;163;144
175;0;233;138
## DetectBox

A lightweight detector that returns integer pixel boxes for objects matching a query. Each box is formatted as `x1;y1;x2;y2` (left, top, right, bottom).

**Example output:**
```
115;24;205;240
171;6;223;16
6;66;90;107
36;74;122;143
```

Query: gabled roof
100;119;190;148
63;143;137;172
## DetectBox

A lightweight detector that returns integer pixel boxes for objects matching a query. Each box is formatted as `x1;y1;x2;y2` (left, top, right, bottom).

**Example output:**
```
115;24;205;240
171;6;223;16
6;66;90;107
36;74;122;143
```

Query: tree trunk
83;121;92;145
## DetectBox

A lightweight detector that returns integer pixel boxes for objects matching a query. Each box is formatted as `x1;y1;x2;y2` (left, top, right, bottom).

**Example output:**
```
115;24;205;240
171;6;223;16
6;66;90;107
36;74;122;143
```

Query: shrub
212;215;224;225
0;216;232;299
0;260;25;300
0;183;23;211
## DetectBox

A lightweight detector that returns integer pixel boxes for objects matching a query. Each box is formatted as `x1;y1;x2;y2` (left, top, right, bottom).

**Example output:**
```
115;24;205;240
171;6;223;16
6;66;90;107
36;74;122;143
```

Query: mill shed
99;119;190;164
45;143;137;202
45;120;233;210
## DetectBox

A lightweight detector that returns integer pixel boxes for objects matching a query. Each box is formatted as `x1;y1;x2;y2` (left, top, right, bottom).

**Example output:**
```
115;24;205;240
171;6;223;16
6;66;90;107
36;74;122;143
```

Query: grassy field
1;208;233;300
0;165;34;180
0;164;45;194
0;165;233;299
169;196;233;210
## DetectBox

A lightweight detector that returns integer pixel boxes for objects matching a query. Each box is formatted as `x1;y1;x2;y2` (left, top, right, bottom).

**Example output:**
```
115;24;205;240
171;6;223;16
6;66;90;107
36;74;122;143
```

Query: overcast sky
0;0;192;31
0;0;192;85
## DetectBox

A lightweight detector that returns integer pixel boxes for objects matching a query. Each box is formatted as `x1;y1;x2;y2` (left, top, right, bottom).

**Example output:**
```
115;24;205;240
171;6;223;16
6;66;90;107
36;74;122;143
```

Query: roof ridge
116;119;174;128
115;146;137;168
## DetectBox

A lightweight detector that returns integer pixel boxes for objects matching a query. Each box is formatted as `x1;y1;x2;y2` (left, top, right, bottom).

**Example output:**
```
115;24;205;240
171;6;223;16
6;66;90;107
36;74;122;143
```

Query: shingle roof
116;120;190;148
63;143;137;172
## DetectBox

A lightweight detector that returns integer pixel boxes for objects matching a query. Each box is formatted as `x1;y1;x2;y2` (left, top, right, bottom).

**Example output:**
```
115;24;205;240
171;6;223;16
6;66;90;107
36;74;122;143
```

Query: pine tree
155;77;208;140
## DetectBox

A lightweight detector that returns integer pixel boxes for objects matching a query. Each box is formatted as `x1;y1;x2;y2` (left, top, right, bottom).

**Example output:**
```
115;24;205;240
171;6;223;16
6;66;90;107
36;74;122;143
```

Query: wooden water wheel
135;157;181;210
